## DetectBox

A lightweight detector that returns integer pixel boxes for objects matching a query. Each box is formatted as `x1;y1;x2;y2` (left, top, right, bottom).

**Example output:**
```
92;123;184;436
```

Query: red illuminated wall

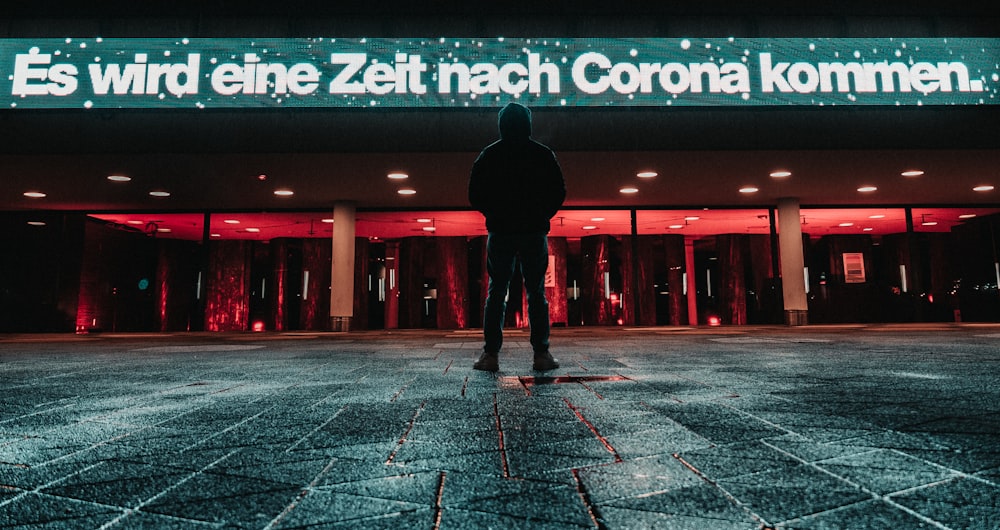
663;235;687;326
352;237;369;331
622;235;656;326
154;239;200;332
205;240;251;331
716;235;747;325
582;235;615;325
300;238;331;330
398;237;426;328
436;237;468;329
548;236;568;327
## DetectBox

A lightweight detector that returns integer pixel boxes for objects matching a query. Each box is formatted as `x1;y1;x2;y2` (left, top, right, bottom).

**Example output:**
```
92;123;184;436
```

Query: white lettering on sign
571;52;750;95
12;48;78;96
328;53;428;95
3;39;994;107
759;53;983;94
210;54;320;96
438;53;559;95
90;53;199;96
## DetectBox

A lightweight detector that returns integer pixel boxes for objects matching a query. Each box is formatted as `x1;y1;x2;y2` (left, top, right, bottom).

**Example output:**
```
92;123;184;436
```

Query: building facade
1;1;998;332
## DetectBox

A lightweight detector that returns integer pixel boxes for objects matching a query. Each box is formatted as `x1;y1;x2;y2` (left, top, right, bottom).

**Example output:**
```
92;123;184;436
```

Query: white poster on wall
843;252;866;283
545;255;556;287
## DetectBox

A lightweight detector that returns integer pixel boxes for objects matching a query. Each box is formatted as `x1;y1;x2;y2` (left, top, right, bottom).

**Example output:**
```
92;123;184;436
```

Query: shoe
473;351;499;372
532;351;560;371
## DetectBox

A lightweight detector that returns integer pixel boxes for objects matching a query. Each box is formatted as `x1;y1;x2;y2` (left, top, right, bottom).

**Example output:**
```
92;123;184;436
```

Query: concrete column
778;198;809;325
329;202;356;332
684;237;698;326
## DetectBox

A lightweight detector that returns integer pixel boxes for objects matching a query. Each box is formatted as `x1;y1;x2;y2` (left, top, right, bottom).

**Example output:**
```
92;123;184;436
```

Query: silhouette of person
468;102;566;372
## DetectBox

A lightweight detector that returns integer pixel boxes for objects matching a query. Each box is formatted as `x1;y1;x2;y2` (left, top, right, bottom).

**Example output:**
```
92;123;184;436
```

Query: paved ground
1;324;999;529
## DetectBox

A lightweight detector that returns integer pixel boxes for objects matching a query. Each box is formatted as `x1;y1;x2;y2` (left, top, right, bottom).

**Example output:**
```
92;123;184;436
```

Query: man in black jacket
468;102;566;372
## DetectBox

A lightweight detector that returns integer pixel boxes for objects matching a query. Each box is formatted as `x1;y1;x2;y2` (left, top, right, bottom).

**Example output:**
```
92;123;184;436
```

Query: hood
497;102;532;140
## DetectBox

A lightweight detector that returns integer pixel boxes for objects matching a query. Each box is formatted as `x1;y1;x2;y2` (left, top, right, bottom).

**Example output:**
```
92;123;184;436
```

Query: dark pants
483;232;550;354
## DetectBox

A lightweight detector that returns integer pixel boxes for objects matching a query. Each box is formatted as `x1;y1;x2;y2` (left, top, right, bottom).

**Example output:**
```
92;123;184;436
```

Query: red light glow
708;316;722;326
252;321;265;332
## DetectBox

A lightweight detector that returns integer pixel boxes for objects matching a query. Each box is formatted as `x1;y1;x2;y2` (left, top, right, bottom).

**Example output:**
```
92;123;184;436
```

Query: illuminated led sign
2;37;998;109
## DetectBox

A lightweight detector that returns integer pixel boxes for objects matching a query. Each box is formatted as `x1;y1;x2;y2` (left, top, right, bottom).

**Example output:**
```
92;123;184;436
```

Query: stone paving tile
439;507;590;529
781;499;934;529
1;492;121;527
141;473;303;527
815;449;957;495
1;326;999;528
270;489;428;527
575;455;704;504
599;506;757;530
891;477;1000;529
675;441;805;481
715;465;872;525
606;482;757;524
40;461;190;507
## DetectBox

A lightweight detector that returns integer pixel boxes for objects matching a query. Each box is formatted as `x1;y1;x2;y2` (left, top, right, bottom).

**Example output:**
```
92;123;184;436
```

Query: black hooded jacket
469;103;566;234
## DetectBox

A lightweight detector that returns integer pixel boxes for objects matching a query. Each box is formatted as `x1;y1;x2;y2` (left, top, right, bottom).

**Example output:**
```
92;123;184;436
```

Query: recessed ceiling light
321;218;335;223
739;186;758;193
973;185;995;192
684;216;700;221
107;175;131;182
273;189;294;196
863;227;874;231
27;221;46;226
211;233;221;237
23;191;46;198
921;221;938;226
857;186;878;192
619;186;639;194
149;191;171;197
388;172;409;179
157;228;172;233
839;222;854;227
901;170;924;177
224;219;240;224
582;225;598;230
422;226;437;232
668;224;684;229
127;220;144;224
636;171;657;178
416;218;432;223
590;217;605;222
869;214;886;219
397;188;416;195
245;228;260;233
959;214;977;219
769;170;792;178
